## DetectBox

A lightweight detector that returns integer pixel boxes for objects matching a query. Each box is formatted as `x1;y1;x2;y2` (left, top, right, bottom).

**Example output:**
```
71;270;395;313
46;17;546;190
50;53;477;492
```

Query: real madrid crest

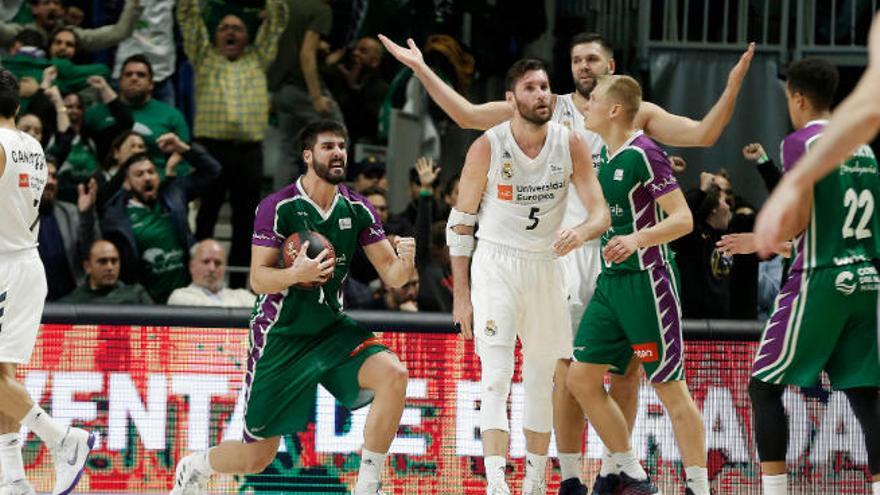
485;320;497;337
501;162;514;179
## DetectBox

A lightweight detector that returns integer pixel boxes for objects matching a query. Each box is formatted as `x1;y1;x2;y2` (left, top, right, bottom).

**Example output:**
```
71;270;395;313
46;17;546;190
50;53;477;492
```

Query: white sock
599;448;618;477
524;452;547;483
484;455;506;485
684;466;709;495
610;450;646;480
0;433;25;483
20;405;65;449
872;480;880;495
557;452;581;482
356;448;386;491
192;449;215;475
761;473;787;495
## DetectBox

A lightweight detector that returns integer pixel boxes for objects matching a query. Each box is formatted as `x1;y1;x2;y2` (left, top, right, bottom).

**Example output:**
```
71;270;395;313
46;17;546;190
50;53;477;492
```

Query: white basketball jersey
551;93;606;230
477;121;572;253
0;128;48;254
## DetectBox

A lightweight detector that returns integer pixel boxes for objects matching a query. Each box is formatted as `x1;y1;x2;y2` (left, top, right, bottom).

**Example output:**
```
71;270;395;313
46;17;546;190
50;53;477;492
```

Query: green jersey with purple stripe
597;130;680;274
783;120;880;271
250;178;386;336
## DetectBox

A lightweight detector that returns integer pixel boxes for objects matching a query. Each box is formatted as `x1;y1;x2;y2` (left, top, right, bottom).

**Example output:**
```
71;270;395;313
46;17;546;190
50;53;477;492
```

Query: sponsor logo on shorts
497;184;513;201
18;173;28;188
339;217;352;230
632;342;659;362
485;320;497;337
502;162;514;179
834;270;857;295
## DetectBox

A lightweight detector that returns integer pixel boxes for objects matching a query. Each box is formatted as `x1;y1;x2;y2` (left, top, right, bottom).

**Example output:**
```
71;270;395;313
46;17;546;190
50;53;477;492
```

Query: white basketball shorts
0;250;47;364
560;240;602;336
470;240;572;359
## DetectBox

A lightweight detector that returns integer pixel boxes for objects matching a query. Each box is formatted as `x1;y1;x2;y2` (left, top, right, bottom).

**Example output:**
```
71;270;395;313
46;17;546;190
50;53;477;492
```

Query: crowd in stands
17;0;784;319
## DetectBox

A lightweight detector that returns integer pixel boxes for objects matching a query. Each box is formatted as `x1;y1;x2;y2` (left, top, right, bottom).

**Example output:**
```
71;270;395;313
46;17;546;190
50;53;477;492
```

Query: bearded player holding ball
170;120;416;495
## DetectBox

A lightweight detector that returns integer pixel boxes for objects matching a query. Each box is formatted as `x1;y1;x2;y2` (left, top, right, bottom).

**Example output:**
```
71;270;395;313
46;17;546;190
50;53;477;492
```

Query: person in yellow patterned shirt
177;0;288;288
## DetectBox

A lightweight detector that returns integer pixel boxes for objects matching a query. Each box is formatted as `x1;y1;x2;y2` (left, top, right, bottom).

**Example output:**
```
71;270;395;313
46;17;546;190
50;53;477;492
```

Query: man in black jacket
672;173;732;319
37;159;98;300
99;133;219;303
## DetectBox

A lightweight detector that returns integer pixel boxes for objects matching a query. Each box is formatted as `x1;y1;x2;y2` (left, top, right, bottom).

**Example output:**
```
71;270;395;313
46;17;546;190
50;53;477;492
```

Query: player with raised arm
449;58;609;495
755;12;880;257
565;75;706;495
741;58;880;495
380;32;753;495
0;68;96;495
170;120;416;495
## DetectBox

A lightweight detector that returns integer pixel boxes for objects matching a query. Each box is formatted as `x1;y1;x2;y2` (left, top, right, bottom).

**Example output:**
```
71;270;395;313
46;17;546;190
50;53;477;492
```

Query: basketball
281;231;337;287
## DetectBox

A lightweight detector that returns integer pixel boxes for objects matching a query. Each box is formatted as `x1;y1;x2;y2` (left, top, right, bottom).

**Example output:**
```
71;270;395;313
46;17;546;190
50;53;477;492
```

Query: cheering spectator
267;0;341;186
167;239;255;307
364;269;420;312
179;0;287;288
399;156;444;226
0;0;143;52
47;26;75;59
742;142;782;192
350;156;388;193
84;54;190;174
99;135;220;303
60;240;153;304
37;160;99;300
323;36;389;144
92;129;146;210
417;221;452;312
113;0;177;105
672;173;733;319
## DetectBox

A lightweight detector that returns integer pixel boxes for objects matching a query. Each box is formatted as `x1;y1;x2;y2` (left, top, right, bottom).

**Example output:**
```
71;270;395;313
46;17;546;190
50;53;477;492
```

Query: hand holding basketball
282;231;337;288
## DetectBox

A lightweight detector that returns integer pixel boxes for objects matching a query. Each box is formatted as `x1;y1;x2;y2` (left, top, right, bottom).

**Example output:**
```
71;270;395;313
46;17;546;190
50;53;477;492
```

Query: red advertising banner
15;324;873;494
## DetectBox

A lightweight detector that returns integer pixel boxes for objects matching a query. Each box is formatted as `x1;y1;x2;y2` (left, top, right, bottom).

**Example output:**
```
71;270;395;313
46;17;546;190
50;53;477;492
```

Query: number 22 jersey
782;119;880;271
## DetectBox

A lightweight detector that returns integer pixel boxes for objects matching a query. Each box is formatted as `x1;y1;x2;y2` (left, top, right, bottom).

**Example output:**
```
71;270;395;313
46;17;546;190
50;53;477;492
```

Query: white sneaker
521;477;547;495
170;453;211;495
51;427;95;495
0;479;36;495
486;481;511;495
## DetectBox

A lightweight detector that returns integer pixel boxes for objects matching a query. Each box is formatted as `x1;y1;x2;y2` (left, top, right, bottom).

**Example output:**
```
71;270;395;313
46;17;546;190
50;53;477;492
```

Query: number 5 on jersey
526;207;540;230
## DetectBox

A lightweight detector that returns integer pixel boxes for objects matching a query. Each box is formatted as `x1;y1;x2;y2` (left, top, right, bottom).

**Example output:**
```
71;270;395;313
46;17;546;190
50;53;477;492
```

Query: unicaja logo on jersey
835;270;857;295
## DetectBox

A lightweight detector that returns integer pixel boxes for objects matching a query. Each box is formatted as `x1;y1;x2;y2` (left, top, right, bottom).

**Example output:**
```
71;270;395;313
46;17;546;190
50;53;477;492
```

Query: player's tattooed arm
450;136;490;339
604;189;692;264
756;14;880;255
249;244;333;293
364;236;416;288
378;35;513;130
635;42;756;148
555;132;610;256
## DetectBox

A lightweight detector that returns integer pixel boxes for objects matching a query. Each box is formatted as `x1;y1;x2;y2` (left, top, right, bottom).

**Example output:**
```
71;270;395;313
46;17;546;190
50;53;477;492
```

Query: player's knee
522;359;555;432
565;365;602;399
610;367;640;395
480;365;514;432
748;377;784;409
380;361;408;397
